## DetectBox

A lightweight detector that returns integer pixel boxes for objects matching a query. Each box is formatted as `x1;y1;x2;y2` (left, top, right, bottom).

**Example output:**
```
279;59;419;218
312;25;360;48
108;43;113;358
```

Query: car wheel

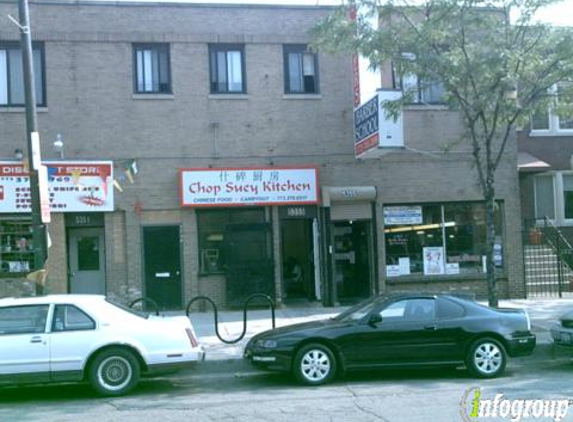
293;343;336;386
466;337;506;378
89;348;140;396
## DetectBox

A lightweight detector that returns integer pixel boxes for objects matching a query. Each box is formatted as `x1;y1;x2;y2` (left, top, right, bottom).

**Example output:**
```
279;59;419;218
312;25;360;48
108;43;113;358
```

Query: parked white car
0;294;204;396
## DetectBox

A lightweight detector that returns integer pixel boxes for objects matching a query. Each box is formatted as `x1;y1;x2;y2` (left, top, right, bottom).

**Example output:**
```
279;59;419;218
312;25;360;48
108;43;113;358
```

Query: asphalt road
2;358;573;422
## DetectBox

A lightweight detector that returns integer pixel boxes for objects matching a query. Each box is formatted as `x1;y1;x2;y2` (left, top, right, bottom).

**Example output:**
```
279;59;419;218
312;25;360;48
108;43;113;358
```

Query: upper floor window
133;43;171;94
0;42;45;107
209;44;245;94
284;45;319;94
531;83;573;135
393;53;445;105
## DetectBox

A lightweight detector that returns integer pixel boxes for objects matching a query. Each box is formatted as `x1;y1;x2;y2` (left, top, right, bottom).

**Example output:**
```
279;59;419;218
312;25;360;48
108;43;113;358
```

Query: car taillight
186;328;198;348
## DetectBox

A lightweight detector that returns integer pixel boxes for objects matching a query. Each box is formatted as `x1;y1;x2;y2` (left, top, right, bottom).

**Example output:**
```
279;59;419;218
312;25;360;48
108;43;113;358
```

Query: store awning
518;152;551;172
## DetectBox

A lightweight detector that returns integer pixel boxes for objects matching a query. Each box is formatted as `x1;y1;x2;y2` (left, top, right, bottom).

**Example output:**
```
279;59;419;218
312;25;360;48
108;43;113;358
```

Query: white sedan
0;294;204;396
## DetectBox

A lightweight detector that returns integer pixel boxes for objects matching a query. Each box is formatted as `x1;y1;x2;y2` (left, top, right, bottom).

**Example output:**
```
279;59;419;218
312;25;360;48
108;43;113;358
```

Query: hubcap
474;342;502;374
98;356;132;391
300;349;331;382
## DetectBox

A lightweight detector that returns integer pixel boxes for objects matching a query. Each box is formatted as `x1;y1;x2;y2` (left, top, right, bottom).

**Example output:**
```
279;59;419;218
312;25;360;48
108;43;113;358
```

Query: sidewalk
186;297;573;372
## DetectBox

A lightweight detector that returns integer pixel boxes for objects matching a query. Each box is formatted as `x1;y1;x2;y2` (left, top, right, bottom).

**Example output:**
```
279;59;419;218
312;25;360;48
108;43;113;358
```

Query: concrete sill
132;94;174;100
0;107;48;113
208;94;249;100
282;94;322;100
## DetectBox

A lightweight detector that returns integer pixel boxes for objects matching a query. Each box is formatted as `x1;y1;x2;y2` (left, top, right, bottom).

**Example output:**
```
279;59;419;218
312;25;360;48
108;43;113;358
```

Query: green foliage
312;0;573;151
312;0;573;306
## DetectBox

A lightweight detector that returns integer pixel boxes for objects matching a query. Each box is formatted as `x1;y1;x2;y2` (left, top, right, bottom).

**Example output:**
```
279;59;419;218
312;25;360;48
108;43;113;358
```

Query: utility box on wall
354;89;404;158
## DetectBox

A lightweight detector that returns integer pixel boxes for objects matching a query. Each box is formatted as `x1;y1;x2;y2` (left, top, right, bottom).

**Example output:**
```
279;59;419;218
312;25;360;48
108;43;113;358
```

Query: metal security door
69;228;106;294
143;226;182;310
224;223;274;306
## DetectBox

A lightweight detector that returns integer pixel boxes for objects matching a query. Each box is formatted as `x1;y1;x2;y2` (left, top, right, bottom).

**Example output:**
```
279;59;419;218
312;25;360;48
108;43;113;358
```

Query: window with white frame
133;44;171;94
283;45;319;94
530;83;573;134
534;174;556;220
393;53;445;105
209;44;245;94
0;43;45;107
533;172;573;224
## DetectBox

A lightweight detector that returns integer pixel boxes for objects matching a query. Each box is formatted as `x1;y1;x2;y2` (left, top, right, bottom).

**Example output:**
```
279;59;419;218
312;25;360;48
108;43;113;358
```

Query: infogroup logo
460;387;570;422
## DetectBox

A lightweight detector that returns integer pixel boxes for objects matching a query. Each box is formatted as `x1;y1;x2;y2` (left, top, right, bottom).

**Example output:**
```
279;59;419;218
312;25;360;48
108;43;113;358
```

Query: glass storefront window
0;216;35;275
197;208;265;274
384;202;503;278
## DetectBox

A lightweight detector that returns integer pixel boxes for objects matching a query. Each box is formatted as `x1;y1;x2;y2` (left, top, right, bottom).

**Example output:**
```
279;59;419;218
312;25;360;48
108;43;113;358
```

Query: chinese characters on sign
0;162;114;213
180;167;319;207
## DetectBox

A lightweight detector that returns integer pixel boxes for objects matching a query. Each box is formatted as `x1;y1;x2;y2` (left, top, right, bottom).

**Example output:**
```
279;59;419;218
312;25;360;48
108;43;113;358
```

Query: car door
48;304;98;381
339;298;441;367
430;296;469;362
0;304;50;383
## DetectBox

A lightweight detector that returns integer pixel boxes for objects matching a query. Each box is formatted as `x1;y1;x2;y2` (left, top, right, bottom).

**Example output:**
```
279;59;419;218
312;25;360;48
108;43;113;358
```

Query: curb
191;341;571;375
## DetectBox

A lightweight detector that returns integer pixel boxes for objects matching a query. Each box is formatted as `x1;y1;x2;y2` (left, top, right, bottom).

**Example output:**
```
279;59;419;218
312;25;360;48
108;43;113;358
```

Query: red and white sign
0;161;114;213
180;167;319;207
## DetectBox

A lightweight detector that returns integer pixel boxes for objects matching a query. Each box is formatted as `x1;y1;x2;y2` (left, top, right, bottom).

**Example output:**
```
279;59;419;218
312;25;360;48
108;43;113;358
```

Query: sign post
18;0;47;292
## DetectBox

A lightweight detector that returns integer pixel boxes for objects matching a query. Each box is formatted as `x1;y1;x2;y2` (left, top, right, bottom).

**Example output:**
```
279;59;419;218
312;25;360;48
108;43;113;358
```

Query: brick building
0;0;525;307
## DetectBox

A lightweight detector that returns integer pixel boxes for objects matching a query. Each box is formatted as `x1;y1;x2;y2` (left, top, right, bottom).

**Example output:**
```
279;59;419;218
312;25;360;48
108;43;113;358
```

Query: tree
312;0;573;307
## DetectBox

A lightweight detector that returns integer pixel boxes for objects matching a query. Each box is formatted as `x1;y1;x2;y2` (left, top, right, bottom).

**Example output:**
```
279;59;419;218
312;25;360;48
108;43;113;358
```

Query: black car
244;294;536;385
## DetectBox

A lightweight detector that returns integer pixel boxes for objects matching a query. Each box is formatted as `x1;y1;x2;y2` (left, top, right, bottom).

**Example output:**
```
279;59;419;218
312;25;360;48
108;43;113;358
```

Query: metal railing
523;217;573;297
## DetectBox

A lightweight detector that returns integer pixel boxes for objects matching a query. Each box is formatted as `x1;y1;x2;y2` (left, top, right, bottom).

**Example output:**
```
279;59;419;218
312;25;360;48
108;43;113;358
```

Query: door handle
30;336;43;344
424;325;438;331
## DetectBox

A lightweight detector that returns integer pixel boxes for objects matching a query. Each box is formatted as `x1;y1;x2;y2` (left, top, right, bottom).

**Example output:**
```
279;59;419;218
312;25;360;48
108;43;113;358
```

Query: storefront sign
354;95;379;156
0;161;114;213
384;206;423;225
180;167;319;207
354;91;404;158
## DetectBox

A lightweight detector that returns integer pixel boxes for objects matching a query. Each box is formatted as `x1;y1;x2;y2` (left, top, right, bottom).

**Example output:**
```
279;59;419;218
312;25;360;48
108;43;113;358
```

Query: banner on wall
0;161;114;213
180;167;319;207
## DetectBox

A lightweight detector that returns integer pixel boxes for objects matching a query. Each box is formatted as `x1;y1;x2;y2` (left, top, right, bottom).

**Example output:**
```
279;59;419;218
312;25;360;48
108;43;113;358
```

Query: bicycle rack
185;293;276;344
128;297;160;316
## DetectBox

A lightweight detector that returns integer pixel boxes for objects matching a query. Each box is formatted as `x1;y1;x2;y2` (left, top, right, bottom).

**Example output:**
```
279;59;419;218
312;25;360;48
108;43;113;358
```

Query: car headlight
256;339;278;348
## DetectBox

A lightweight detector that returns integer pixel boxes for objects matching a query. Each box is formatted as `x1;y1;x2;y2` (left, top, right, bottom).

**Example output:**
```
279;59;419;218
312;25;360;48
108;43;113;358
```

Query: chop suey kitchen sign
0;161;114;213
180;167;319;207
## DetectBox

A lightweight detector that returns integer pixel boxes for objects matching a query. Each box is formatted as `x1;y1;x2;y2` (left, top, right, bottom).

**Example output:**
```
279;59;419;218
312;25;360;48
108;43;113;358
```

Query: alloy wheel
97;355;133;392
473;342;503;375
300;349;332;383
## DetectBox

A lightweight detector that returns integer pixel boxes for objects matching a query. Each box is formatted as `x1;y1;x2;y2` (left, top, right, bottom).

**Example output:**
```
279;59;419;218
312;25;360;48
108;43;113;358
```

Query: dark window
209;44;245;93
52;305;95;332
0;216;36;274
77;235;100;271
197;208;264;274
437;298;465;319
133;44;171;94
0;305;48;335
284;45;319;94
0;42;45;107
379;298;435;322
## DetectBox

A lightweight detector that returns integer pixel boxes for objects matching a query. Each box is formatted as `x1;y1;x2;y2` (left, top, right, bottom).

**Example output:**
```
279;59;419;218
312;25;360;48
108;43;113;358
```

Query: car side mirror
368;314;382;327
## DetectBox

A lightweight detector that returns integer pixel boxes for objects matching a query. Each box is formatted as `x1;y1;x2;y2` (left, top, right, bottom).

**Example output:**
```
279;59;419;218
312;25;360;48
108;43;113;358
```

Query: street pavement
184;296;573;372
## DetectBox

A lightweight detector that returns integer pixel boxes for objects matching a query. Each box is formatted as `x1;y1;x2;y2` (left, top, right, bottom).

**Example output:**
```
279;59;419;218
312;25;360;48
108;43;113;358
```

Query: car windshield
106;299;149;319
333;297;382;322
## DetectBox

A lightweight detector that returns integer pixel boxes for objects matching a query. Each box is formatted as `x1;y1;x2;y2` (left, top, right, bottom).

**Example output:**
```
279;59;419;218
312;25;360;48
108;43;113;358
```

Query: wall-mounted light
14;149;24;160
53;133;64;159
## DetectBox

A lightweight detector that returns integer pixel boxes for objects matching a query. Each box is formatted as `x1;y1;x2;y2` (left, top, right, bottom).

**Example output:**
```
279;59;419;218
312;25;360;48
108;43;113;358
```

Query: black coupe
244;294;536;385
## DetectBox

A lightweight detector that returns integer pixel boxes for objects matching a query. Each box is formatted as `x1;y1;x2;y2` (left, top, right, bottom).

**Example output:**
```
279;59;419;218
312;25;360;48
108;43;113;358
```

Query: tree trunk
485;185;498;308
